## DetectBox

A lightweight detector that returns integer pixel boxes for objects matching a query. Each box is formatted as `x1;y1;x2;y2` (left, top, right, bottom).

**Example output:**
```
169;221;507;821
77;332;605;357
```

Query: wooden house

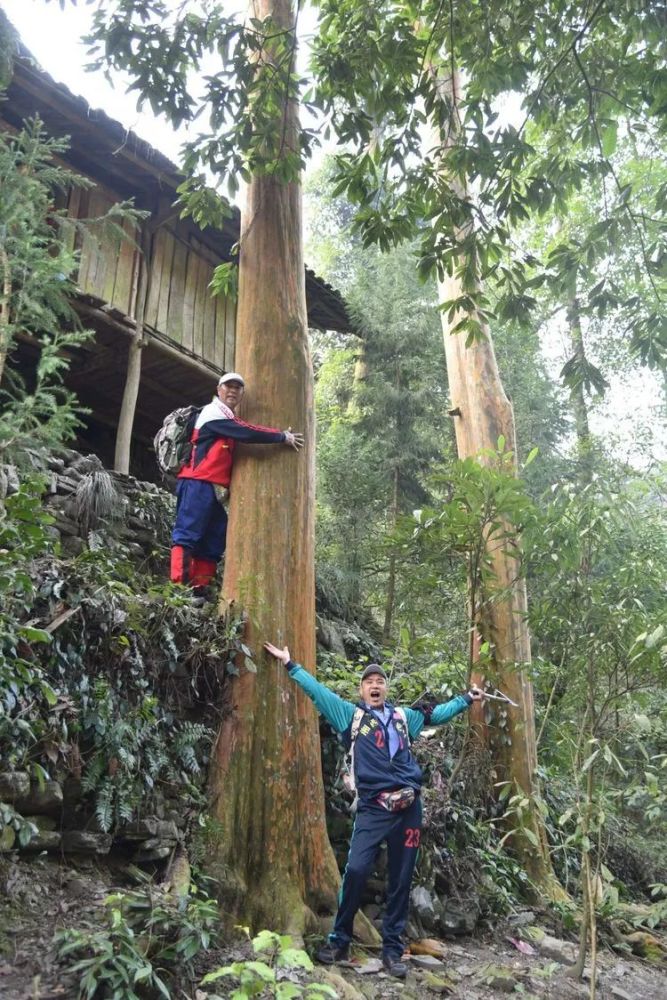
1;48;353;477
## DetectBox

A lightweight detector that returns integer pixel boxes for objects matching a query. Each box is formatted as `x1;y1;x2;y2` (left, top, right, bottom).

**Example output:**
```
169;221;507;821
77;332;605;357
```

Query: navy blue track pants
172;479;228;562
331;795;422;960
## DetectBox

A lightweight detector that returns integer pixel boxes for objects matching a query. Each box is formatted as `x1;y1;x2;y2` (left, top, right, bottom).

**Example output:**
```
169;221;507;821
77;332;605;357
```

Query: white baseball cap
218;372;245;386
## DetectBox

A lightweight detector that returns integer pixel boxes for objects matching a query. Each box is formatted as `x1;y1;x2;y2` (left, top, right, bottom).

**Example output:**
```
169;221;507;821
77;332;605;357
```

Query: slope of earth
1;855;666;1000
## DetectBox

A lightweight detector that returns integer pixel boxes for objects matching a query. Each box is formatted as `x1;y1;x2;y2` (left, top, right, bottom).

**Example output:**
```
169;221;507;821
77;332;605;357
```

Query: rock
65;877;90;898
134;846;172;862
15;781;63;816
23;830;61;851
121;817;158;840
411;886;437;930
61;536;86;556
363;903;381;922
404;917;421;940
410;954;444;970
61;831;112;855
534;932;576;965
317;620;347;657
454;962;476;977
508;910;536;927
440;897;479;935
0;771;31;802
23;815;57;831
610;988;633;1000
0;825;16;851
365;877;385;899
317;971;365;1000
422;972;457;995
71;454;103;474
624;930;667;963
155;820;179;841
62;779;84;807
477;964;517;993
165;809;187;829
354;958;383;975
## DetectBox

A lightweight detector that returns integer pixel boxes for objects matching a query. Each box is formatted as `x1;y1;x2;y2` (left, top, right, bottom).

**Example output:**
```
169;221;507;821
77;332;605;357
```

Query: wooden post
114;225;153;474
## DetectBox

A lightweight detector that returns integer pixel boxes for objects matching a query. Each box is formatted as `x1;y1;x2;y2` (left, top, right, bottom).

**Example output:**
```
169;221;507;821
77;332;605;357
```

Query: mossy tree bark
427;64;566;900
208;0;340;934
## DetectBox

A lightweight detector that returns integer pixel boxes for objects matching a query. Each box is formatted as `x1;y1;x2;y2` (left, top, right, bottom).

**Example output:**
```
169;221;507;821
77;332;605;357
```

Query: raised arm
264;642;355;734
403;686;485;741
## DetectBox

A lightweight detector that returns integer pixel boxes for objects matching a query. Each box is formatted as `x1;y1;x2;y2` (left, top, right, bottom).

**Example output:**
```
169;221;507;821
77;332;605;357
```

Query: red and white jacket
178;397;285;486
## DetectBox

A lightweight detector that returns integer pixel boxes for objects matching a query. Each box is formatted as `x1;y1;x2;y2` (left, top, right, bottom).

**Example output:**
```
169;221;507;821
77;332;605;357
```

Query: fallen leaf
508;937;537;956
409;938;448;959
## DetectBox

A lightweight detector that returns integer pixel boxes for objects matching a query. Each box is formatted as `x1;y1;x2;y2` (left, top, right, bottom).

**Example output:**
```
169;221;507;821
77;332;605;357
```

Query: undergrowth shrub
57;876;220;1000
0;490;248;832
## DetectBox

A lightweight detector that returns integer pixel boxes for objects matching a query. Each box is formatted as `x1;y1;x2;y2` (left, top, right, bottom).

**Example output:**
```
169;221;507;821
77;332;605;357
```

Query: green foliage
0;493;238;830
0;478;59;753
49;0;315;215
210;261;239;302
0;801;38;848
78;679;212;832
57;880;219;1000
310;173;452;632
309;1;666;365
394;446;536;671
202;930;337;1000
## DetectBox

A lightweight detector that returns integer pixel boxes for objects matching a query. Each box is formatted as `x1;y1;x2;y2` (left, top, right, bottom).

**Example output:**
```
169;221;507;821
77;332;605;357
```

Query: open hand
283;428;304;451
264;641;291;665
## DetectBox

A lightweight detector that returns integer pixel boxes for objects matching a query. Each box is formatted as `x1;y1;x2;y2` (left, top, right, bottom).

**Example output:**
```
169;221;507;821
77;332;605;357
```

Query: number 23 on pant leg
404;827;421;848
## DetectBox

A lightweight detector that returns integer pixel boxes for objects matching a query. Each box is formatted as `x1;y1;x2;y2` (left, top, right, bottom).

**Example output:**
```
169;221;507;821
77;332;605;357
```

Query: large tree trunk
208;0;340;934
382;464;399;643
428;64;565;898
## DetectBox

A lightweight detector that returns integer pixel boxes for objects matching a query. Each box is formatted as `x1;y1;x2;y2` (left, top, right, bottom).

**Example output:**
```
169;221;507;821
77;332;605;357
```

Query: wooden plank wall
66;187;235;371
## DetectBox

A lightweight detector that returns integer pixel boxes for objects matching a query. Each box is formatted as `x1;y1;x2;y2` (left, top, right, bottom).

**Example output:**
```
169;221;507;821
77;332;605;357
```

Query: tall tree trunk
427;63;565;899
114;227;153;474
208;0;340;934
566;294;593;479
383;464;399;643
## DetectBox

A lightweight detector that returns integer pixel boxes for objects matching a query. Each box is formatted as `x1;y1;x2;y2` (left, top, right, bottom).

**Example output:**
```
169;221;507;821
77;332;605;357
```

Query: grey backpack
154;405;201;475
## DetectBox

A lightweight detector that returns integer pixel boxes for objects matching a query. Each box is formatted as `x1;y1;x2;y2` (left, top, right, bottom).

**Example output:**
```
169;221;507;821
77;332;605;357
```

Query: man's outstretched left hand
264;641;291;666
468;686;485;702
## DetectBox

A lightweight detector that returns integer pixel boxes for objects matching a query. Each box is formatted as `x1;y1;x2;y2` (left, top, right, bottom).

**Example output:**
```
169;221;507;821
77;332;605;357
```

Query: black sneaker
316;942;350;964
190;586;214;606
382;954;408;979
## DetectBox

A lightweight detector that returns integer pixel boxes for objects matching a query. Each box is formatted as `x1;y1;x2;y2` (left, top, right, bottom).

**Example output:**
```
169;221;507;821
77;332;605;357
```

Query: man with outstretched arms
171;372;303;597
264;641;484;979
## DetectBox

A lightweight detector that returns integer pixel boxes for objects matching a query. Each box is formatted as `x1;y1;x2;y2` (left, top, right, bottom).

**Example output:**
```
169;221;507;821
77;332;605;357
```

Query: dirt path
1;856;665;999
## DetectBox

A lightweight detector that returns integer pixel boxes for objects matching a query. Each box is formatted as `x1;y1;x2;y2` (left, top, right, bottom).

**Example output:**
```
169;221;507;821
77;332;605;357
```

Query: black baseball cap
360;663;387;682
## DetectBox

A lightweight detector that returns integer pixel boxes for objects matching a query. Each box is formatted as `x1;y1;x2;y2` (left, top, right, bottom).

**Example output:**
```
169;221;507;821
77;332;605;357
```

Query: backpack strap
394;707;410;744
345;706;365;796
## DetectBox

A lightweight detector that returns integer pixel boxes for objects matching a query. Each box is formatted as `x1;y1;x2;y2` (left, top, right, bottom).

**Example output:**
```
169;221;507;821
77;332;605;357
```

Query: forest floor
1;854;666;1000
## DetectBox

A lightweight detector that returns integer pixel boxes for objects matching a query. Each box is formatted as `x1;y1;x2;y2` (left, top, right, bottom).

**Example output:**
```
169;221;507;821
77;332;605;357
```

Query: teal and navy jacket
287;662;471;802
